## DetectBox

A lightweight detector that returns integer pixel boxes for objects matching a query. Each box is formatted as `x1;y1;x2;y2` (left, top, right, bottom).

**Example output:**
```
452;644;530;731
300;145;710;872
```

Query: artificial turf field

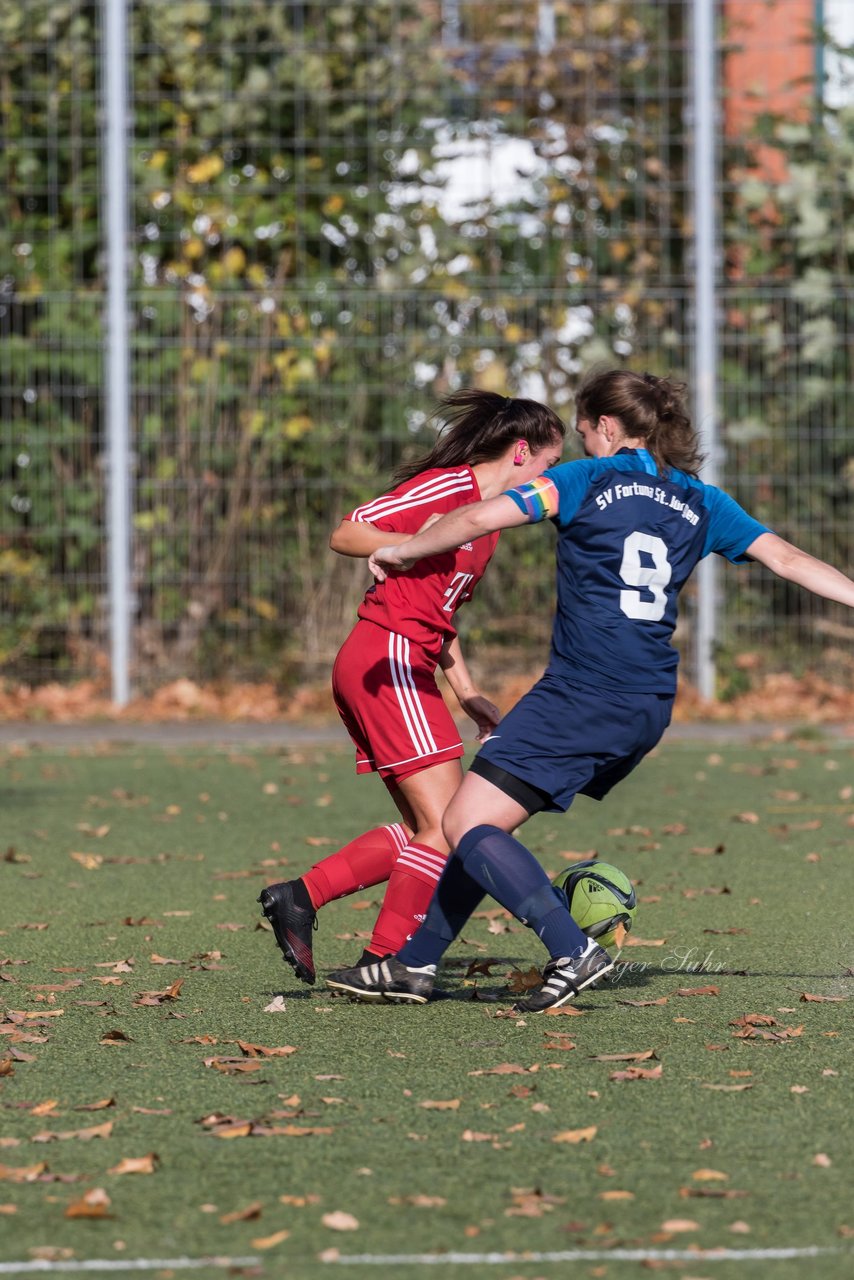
0;733;852;1280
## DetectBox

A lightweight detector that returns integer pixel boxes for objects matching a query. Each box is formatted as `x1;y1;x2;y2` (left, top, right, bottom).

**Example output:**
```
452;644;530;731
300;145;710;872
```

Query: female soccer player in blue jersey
326;369;854;1013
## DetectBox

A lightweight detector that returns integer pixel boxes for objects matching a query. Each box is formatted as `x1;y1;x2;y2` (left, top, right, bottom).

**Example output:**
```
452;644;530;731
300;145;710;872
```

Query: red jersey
345;466;499;657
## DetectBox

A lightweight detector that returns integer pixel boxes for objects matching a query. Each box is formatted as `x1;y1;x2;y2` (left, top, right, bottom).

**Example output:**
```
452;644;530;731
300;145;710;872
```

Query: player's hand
459;695;502;742
368;544;417;582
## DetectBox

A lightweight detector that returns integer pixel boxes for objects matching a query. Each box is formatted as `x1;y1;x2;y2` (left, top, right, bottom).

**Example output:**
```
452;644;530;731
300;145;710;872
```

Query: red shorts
331;619;464;784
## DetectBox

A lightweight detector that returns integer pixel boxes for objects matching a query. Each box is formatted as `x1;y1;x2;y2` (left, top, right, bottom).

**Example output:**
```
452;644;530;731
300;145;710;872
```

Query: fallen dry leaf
32;1121;113;1143
590;1049;657;1062
418;1099;460;1111
29;1101;60;1117
209;1121;253;1140
322;1210;359;1231
251;1229;290;1249
234;1040;298;1058
0;1162;47;1183
107;1154;158;1175
542;1035;575;1052
65;1187;111;1219
258;1124;334;1137
800;993;847;1003
732;1025;803;1042
387;1194;447;1208
552;1126;597;1144
203;1057;265;1074
680;1186;749;1200
506;966;543;994
468;1063;529;1077
610;923;628;949
219;1201;263;1224
609;1065;663;1082
504;1187;565;1218
133;979;183;1007
70;852;103;871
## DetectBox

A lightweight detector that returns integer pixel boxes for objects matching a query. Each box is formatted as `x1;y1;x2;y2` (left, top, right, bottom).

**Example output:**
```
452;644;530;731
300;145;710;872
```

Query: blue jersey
505;448;769;695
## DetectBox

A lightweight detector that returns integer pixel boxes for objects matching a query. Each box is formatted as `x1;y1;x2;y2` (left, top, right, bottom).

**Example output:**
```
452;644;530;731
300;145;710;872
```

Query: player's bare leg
442;769;529;847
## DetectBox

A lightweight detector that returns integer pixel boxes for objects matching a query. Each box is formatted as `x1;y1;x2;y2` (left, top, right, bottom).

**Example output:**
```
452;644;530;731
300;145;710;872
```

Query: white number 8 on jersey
619;531;672;621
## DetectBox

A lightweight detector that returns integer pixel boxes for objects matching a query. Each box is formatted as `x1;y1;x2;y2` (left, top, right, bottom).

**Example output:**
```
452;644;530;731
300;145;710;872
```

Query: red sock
368;842;448;957
302;824;409;909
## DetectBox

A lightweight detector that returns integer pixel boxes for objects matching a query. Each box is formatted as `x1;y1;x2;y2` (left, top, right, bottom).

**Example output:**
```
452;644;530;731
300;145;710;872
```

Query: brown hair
575;369;704;478
393;389;566;484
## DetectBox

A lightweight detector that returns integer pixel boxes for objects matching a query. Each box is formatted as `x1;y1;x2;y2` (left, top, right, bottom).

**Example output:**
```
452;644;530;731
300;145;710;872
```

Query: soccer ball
552;859;637;949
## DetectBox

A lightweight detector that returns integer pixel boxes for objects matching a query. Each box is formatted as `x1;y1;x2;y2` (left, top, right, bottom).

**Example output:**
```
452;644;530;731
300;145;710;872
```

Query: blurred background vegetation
0;1;851;700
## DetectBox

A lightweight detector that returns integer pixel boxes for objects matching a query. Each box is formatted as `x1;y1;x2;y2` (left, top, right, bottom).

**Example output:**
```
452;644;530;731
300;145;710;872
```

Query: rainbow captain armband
504;475;560;522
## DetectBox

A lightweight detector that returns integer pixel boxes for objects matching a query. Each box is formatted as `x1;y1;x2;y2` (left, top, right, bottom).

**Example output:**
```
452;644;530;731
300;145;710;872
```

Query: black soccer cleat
326;956;434;1005
512;940;614;1014
257;880;317;985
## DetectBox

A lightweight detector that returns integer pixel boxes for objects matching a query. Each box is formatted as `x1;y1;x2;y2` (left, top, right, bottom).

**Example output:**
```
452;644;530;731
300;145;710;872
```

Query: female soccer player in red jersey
258;390;565;984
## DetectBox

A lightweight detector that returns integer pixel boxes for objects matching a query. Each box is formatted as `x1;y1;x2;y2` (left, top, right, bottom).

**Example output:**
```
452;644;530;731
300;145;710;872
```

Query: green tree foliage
0;1;850;686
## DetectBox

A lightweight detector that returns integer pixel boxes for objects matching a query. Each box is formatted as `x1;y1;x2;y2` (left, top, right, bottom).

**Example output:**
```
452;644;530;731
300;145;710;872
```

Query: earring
513;444;526;465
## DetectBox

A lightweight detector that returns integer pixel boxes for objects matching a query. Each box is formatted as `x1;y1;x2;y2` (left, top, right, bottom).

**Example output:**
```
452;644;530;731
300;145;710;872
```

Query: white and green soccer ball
552;859;637;950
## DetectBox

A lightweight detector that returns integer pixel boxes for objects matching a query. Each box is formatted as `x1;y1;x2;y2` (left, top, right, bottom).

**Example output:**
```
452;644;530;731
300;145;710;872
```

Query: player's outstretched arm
369;494;528;581
746;532;854;607
329;519;415;558
330;511;444;558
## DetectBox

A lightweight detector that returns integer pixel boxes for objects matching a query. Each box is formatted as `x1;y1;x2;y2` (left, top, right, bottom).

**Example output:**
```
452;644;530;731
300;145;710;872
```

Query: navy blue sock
453;824;589;958
537;906;589;958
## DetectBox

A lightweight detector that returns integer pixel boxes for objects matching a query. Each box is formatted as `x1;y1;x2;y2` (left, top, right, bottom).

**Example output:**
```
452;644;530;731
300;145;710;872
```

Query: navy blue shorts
470;670;673;814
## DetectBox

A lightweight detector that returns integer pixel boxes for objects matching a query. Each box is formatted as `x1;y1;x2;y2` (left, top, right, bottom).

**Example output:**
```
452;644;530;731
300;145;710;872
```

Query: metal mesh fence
0;0;851;697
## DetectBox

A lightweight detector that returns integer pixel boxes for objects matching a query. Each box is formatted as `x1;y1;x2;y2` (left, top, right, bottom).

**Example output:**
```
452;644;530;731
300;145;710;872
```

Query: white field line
0;1260;260;1275
328;1245;843;1265
0;1246;845;1273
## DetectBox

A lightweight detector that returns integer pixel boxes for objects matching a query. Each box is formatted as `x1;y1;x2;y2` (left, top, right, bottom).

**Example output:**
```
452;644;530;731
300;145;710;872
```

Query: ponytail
575;369;704;478
392;389;565;484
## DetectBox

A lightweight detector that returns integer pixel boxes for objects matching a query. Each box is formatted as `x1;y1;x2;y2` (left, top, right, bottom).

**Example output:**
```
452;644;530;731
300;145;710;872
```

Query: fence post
691;0;720;700
101;0;133;706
